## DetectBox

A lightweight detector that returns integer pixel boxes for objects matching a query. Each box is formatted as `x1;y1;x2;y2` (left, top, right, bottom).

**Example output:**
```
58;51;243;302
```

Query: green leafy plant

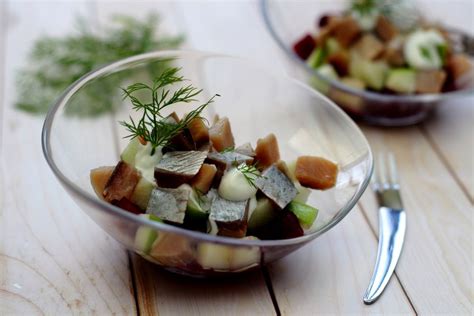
16;13;184;116
120;67;219;155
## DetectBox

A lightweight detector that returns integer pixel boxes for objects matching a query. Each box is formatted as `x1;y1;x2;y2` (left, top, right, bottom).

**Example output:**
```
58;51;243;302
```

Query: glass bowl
261;0;474;126
42;50;373;277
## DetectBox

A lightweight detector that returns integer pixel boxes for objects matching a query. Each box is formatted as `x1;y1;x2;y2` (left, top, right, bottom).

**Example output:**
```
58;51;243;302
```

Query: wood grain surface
0;1;472;315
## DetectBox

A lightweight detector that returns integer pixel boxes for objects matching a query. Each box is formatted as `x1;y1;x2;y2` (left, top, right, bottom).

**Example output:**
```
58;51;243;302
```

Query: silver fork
363;153;406;304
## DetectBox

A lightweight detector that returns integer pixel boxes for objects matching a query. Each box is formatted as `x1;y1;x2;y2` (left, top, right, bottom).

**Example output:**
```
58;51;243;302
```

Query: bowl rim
260;0;474;103
42;49;373;248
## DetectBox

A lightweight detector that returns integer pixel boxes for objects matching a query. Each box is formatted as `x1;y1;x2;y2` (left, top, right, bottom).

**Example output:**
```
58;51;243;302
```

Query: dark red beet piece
293;34;316;60
112;198;144;215
318;15;331;27
281;211;304;239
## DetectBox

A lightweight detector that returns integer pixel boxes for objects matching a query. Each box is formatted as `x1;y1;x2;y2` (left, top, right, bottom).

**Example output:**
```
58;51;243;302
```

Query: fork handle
363;206;406;304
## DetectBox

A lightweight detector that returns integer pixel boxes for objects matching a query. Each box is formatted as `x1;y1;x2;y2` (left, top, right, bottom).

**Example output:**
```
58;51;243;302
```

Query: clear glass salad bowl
42;50;373;277
261;0;474;126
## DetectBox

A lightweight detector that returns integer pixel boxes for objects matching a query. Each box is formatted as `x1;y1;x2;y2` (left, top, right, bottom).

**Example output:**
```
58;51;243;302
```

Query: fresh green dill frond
16;13;184;117
120;67;219;153
236;162;264;189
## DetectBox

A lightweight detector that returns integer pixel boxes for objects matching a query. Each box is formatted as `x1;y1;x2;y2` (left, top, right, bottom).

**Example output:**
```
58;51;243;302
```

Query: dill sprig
16;13;183;116
120;67;219;154
220;146;235;153
236;162;264;189
351;0;377;15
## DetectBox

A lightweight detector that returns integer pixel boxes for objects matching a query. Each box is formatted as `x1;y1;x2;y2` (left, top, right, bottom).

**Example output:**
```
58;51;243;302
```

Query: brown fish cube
103;161;140;202
446;54;472;81
155;151;208;188
210;195;249;238
112;197;143;215
90;166;115;199
163;113;196;152
295;156;338;190
188;117;209;146
416;70;447;94
328;51;350;76
332;17;361;48
209;117;235;152
352;34;384;60
255;133;280;170
375;15;398;42
150;232;195;267
191;164;217;194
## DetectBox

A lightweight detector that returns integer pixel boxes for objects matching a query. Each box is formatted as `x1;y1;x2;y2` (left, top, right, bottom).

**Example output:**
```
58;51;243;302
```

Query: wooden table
1;1;472;315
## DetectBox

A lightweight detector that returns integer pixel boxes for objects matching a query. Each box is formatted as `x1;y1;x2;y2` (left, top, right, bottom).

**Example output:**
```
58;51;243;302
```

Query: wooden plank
269;206;414;315
422;98;474;201
132;254;275;316
359;126;472;314
175;1;413;314
93;1;276;315
0;2;136;315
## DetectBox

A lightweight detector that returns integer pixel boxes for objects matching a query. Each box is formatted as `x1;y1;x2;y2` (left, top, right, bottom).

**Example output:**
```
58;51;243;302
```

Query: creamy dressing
218;166;259;201
134;142;162;183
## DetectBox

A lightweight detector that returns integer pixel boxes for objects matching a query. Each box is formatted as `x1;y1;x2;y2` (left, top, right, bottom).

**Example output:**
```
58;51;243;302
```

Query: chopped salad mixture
90;67;338;245
293;0;472;95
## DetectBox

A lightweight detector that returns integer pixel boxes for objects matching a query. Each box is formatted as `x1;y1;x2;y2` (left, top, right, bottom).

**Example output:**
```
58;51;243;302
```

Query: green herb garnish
351;0;377;15
419;46;432;60
16;14;183;116
236;162;264;189
221;146;235;153
120;67;219;155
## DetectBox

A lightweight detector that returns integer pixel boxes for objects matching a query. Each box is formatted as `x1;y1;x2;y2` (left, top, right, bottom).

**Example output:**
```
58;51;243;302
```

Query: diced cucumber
120;138;140;165
385;68;416;94
248;198;277;231
134;214;162;254
311;64;339;95
307;46;327;69
286;200;318;229
131;177;156;210
184;189;210;232
326;37;341;55
186;189;210;221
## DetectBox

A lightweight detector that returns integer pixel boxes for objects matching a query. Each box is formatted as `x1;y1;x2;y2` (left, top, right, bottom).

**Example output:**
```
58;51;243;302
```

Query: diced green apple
311;64;339;94
307;47;327;69
349;57;388;90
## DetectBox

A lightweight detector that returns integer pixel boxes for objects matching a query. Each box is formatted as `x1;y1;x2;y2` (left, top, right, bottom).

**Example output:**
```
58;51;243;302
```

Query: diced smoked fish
328;51;350;76
255;133;280;170
415;70;447;94
209;192;249;238
162;113;196;152
90;166;115;199
446;54;472;81
188;117;209;146
191;164;217;194
235;142;256;157
146;184;192;223
295;156;338;190
155;151;208;188
103;161;140;202
375;15;398;42
255;165;298;209
112;197;143;215
352;34;384;60
149;232;194;267
209;117;235;152
331;16;361;47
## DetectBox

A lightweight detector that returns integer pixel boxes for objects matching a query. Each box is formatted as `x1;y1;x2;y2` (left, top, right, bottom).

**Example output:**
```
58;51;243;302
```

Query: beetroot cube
281;211;304;239
293;34;316;60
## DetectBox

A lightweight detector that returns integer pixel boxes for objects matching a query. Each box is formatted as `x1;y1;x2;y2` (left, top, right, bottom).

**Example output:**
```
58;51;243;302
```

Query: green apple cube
131;177;156;210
